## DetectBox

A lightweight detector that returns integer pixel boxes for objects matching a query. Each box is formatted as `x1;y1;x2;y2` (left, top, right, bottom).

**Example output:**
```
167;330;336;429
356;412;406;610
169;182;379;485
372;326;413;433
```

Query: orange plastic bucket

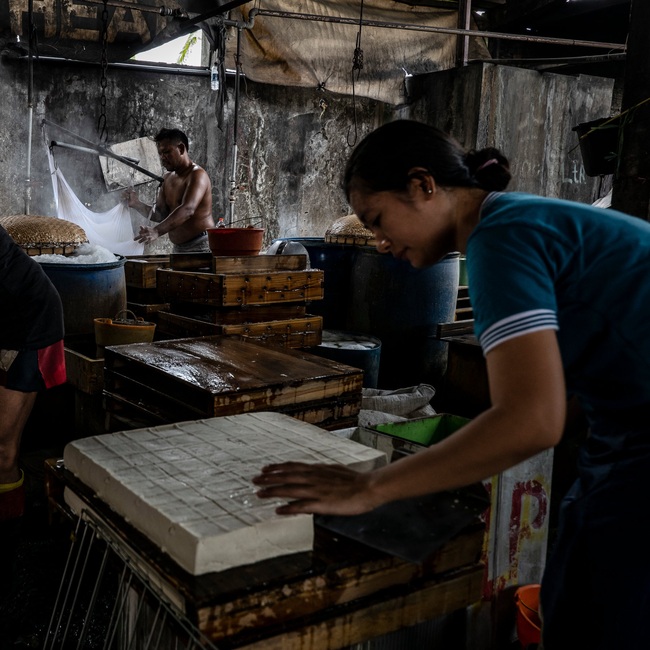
94;309;156;348
514;584;541;649
206;227;264;256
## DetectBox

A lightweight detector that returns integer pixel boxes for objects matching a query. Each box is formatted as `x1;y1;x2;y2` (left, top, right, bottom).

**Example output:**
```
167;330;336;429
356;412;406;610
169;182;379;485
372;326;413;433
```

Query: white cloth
332;383;438;439
46;146;144;257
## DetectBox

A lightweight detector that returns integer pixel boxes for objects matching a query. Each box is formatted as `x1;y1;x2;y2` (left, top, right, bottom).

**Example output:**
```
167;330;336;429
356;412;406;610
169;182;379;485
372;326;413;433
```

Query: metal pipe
456;0;472;67
25;0;34;214
252;8;627;52
17;54;239;79
472;52;627;68
82;0;188;17
51;140;139;164
228;27;243;224
170;0;251;35
228;143;237;224
44;119;164;183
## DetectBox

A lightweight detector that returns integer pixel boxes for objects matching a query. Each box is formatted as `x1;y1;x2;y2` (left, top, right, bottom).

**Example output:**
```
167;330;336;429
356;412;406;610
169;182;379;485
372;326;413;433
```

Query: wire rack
43;506;220;650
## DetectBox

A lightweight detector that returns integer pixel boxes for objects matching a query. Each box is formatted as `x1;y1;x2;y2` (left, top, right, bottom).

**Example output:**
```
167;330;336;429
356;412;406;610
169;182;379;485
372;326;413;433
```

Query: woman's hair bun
466;147;511;192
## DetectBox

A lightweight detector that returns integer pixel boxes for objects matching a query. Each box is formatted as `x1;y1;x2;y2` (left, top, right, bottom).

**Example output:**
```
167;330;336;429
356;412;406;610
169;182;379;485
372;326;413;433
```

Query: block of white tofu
63;411;386;575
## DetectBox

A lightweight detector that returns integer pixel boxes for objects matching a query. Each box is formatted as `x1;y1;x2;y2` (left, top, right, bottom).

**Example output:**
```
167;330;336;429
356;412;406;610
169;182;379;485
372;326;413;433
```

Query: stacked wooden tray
155;253;325;349
102;336;363;433
124;254;171;321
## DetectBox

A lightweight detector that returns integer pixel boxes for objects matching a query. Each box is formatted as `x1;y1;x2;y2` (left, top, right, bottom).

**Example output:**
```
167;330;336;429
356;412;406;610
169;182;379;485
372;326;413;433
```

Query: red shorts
0;340;66;392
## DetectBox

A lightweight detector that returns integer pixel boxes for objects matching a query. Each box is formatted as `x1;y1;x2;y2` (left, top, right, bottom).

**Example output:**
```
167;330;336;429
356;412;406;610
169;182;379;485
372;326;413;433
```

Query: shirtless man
125;128;215;252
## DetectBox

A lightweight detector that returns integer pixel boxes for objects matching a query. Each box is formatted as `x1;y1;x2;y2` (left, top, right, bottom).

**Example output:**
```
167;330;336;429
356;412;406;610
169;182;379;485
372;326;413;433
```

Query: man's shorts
172;231;210;254
0;341;66;392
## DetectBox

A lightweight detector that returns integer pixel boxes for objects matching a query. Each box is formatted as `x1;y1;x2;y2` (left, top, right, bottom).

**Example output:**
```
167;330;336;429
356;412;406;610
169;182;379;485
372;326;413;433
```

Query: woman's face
349;180;456;269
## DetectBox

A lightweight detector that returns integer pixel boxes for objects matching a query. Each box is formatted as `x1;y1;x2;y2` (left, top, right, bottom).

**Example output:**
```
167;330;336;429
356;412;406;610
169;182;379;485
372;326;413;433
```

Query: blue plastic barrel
348;250;460;390
39;256;127;338
271;237;357;330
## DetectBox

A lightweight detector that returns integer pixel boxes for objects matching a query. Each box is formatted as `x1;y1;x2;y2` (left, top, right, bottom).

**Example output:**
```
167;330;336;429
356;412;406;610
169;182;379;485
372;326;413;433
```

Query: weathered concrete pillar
611;0;650;220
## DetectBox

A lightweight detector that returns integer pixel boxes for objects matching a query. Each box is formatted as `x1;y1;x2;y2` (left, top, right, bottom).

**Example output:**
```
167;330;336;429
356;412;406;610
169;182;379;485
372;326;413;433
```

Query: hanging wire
210;15;228;130
97;0;109;143
347;0;365;147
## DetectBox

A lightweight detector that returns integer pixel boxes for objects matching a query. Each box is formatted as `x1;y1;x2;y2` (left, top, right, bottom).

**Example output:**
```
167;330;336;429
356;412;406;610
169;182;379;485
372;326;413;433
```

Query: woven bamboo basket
324;214;376;247
0;214;88;256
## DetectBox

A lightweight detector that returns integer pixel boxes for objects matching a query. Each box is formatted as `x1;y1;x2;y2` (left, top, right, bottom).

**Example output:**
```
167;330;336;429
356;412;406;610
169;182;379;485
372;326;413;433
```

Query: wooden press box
150;253;325;348
124;254;171;288
124;254;171;318
102;335;363;433
156;254;324;307
124;252;315;290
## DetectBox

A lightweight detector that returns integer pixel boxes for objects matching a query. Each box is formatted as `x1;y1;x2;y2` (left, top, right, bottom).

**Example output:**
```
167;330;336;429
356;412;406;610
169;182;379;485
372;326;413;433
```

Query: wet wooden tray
169;303;309;325
126;300;171;322
104;389;361;433
64;337;104;395
102;336;362;429
124;255;170;288
156;311;323;349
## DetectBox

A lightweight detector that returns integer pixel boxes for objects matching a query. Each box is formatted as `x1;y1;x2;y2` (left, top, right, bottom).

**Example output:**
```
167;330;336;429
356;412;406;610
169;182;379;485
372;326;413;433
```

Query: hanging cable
208;16;228;130
347;0;364;147
97;0;109;143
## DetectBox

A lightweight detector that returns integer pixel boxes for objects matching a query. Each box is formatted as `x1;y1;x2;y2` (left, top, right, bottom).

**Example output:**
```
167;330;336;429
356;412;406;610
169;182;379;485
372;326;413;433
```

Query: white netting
46;145;144;257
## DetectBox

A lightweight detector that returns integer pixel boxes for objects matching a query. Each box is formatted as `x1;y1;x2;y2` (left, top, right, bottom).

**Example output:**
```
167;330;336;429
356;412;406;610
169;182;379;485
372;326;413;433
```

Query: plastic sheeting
2;0;490;105
228;0;491;105
46;146;145;257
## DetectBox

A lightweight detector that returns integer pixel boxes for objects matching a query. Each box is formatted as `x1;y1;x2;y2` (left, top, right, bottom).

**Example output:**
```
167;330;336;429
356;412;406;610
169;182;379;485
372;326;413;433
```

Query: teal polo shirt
467;192;650;447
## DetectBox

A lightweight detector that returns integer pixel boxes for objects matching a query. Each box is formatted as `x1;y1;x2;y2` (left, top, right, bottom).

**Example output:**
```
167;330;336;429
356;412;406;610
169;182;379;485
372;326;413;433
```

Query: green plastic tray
373;413;470;447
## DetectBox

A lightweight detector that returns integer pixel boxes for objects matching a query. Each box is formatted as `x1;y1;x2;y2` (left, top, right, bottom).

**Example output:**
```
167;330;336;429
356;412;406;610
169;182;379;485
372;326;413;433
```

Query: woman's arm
253;329;566;515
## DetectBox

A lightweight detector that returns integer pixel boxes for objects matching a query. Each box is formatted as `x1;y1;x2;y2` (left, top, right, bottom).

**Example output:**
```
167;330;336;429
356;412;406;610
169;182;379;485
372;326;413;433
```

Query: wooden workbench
46;461;485;650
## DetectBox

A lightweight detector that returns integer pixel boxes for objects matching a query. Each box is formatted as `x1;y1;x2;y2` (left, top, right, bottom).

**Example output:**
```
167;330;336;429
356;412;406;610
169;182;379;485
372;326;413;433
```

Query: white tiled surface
64;411;386;575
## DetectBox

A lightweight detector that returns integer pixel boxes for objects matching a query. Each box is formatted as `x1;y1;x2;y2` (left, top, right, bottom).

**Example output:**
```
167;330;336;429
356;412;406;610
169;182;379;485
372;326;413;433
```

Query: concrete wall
0;55;383;251
0;56;614;253
405;63;615;202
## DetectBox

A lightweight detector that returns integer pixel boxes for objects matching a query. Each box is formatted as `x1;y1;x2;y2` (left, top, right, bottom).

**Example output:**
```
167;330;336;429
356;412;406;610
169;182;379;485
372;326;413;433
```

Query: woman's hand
252;462;381;516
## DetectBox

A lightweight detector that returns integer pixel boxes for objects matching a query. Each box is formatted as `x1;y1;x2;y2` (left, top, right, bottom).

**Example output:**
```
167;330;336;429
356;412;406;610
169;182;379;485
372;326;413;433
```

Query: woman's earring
427;189;433;194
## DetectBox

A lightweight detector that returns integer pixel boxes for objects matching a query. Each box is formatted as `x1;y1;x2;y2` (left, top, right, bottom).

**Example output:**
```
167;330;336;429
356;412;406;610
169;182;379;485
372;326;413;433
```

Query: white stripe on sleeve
479;309;558;355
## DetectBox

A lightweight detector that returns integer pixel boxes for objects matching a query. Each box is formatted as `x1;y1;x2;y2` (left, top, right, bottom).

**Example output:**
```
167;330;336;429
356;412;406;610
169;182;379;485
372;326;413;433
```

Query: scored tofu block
64;411;386;575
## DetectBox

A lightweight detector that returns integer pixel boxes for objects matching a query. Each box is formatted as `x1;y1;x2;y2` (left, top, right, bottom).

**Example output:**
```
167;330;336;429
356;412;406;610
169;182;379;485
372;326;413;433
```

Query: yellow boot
0;470;25;521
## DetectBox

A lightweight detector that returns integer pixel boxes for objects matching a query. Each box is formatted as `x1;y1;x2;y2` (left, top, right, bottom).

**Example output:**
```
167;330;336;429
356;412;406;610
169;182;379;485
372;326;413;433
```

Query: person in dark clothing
0;225;66;521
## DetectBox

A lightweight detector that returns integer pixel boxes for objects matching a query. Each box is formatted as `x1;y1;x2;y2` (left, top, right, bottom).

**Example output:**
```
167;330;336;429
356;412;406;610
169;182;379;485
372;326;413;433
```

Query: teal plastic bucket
39;256;127;338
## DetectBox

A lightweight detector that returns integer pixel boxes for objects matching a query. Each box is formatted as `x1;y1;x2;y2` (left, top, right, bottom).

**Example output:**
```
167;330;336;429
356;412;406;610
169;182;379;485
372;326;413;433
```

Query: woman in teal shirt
254;119;650;649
